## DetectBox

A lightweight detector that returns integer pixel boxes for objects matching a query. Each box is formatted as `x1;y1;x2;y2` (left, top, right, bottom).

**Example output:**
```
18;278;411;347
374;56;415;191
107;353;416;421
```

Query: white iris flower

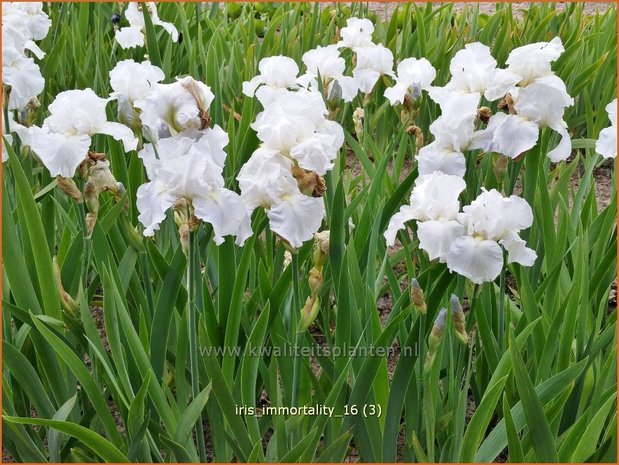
595;99;617;159
417;89;487;177
250;89;344;176
23;89;138;177
242;56;300;105
385;180;536;284
109;59;165;130
297;45;359;102
337;17;375;49
482;75;574;162
115;2;178;49
444;42;520;101
136;130;251;244
135;76;215;141
384;57;436;106
447;189;536;284
237;148;325;249
353;44;395;94
384;172;466;261
2;2;50;109
505;37;565;87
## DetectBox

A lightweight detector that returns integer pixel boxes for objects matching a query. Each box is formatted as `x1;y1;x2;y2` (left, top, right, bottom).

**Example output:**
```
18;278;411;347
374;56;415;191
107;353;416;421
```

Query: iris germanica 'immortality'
596;99;617;159
136;131;251;244
2;2;50;110
23;89;138;177
115;2;178;49
297;45;359;102
109;59;165;130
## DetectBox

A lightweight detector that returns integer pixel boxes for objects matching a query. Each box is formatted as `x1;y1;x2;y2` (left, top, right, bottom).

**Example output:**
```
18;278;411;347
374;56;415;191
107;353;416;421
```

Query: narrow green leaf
508;329;559;462
3;416;129;463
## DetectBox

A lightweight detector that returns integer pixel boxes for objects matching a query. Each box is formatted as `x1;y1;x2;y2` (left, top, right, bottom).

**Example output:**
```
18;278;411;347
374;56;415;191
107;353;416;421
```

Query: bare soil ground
358;2;612;20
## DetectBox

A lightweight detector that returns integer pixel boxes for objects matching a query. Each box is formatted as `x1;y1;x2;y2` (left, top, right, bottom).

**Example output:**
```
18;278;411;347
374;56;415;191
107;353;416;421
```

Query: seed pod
406;124;424;149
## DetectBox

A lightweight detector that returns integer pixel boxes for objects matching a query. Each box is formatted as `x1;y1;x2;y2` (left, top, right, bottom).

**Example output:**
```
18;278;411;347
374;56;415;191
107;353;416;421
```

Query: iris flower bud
54;257;80;319
56;176;83;202
308;267;324;295
423;308;447;376
410;278;427;315
298;295;321;332
450;294;468;344
312;231;330;268
353;107;364;139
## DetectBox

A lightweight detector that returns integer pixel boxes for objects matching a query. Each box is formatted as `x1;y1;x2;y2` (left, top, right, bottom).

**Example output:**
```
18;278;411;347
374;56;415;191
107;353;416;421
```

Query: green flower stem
497;249;508;353
290;253;302;407
78;199;91;290
140;251;155;328
186;230;207;462
416;311;426;435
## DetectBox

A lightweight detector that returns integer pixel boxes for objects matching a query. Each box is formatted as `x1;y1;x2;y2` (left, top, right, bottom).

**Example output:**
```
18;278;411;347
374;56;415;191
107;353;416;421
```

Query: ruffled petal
409;172;466;221
485;69;520;101
290;135;334;175
136;181;177;236
506;37;564;85
500;234;537;267
353;68;380;94
546;124;572;162
417;220;465;262
97;122;138;152
384;205;417;246
3;52;45;110
384;82;409;106
417;142;466;177
486;113;539;159
157;21;179;42
267;193;325;249
193;188;252;246
242;75;264;97
446;236;504;284
28;129;92;178
115;26;145;49
513;75;573;128
397;57;436;90
195;125;229;171
595;126;617;159
336;76;359;102
237;148;296;211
